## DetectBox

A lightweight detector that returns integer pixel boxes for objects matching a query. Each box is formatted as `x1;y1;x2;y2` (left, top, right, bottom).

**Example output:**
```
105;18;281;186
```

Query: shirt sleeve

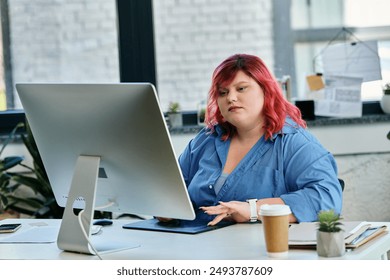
178;139;192;187
178;127;211;187
279;130;343;222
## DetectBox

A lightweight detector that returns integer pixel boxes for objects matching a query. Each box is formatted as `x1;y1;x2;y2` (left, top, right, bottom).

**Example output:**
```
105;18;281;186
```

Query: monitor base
57;155;101;254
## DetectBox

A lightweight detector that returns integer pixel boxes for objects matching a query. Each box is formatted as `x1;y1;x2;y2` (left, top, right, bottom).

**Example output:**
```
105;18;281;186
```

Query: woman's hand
200;198;295;226
200;201;251;226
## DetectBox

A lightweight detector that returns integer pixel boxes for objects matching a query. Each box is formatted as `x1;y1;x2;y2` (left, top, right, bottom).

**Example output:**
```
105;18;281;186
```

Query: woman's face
217;70;264;131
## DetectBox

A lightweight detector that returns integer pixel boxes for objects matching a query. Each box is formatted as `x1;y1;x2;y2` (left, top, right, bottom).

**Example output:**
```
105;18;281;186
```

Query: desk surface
0;219;389;260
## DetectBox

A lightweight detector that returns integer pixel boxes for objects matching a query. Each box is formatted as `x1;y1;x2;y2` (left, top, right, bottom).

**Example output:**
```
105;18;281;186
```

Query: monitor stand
57;155;139;255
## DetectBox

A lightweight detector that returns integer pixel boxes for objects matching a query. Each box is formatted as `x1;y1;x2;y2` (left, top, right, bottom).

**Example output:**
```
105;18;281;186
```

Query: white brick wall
8;0;274;111
153;0;274;111
9;0;274;111
9;0;119;108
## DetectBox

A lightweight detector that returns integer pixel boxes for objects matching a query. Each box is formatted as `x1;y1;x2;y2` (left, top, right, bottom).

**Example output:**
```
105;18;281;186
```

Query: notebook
122;218;235;234
288;221;388;249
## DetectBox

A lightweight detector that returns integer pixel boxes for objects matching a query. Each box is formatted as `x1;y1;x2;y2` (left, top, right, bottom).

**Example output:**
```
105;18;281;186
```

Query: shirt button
209;185;213;189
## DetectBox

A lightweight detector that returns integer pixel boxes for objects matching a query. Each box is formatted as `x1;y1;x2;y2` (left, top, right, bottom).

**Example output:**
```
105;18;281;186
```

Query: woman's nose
227;90;238;103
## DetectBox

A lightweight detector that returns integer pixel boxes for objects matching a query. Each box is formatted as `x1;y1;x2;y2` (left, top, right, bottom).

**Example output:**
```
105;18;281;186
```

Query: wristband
246;199;258;222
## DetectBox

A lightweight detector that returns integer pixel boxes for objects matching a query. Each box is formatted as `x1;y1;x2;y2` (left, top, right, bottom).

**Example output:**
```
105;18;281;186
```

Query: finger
199;206;217;211
219;201;238;209
218;201;230;206
207;213;229;226
201;201;228;210
219;201;243;213
218;201;240;214
201;205;227;215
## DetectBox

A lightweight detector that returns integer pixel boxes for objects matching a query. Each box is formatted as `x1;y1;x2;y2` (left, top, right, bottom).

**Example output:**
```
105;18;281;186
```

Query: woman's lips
228;106;242;112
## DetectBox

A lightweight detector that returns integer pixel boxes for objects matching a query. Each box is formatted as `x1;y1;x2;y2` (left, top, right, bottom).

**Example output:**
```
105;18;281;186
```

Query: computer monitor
16;83;196;254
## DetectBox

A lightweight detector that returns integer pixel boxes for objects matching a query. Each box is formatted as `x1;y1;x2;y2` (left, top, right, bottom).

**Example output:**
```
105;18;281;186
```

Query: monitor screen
16;83;196;254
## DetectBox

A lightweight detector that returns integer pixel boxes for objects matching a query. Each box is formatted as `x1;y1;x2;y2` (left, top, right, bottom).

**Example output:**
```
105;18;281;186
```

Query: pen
349;226;382;245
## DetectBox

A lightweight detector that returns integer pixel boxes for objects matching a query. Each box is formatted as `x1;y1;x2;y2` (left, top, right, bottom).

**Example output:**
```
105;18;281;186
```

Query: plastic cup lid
259;204;291;216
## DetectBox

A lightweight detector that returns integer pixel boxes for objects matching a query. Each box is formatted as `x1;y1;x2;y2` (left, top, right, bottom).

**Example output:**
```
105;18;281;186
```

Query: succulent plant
317;209;343;233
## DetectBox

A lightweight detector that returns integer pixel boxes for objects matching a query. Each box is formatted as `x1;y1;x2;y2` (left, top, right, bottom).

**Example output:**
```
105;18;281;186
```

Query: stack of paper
288;221;387;249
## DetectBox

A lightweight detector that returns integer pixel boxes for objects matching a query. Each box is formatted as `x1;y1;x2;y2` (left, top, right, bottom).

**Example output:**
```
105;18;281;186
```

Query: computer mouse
93;219;113;226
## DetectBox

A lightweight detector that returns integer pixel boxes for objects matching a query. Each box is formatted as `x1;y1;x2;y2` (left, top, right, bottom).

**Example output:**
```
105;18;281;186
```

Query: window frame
0;0;14;109
273;0;390;113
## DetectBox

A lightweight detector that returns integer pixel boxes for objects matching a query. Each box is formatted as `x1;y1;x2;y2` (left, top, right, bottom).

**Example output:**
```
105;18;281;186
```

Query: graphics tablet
122;219;235;234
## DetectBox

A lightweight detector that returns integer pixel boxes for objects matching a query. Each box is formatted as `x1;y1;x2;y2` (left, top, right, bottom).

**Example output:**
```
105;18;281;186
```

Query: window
291;0;390;101
0;0;119;111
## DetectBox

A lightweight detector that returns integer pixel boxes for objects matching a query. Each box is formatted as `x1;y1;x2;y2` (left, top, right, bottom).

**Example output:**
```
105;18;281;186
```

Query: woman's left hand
200;201;251;226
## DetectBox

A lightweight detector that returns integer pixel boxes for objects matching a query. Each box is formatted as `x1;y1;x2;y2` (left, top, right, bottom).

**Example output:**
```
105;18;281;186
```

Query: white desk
0;218;389;260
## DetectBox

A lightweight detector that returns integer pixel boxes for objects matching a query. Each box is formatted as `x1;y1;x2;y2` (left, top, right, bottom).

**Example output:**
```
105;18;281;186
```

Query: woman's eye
237;86;246;92
219;90;228;96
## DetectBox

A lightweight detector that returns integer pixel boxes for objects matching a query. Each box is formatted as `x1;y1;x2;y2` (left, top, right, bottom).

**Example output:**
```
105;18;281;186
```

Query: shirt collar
271;117;299;140
214;117;300;140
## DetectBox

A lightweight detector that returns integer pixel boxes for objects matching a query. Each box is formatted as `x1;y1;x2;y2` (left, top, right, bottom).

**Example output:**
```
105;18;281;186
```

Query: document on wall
314;75;363;118
322;40;382;83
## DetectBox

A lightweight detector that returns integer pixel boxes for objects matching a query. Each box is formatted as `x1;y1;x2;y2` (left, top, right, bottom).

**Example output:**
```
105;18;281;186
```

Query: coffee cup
259;204;291;258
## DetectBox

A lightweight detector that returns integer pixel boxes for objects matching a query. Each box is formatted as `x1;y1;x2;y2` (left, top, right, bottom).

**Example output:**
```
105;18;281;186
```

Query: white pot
168;113;183;128
380;94;390;114
316;231;345;257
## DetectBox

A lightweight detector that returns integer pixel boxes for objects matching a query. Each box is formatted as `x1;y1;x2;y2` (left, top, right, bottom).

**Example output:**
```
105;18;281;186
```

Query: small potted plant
316;209;345;257
380;83;390;114
167;102;182;128
197;100;207;126
198;108;206;126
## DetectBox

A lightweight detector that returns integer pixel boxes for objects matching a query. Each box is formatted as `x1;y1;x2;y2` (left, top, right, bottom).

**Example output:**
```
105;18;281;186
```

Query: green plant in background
0;121;63;218
383;83;390;95
167;102;183;128
317;209;343;233
168;102;180;113
198;108;206;123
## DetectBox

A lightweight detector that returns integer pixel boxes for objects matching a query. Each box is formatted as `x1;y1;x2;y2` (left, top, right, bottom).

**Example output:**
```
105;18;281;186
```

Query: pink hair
205;54;306;140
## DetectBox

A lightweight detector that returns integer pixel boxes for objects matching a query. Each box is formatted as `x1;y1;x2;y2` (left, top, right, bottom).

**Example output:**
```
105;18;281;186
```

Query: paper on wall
306;75;325;91
314;75;363;118
322;40;382;83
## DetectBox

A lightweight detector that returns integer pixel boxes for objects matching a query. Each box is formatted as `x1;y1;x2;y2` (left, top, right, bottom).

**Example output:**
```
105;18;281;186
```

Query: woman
179;54;342;226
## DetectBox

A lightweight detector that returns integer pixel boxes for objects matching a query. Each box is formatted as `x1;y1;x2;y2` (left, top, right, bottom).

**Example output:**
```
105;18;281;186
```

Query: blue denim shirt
178;118;342;223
